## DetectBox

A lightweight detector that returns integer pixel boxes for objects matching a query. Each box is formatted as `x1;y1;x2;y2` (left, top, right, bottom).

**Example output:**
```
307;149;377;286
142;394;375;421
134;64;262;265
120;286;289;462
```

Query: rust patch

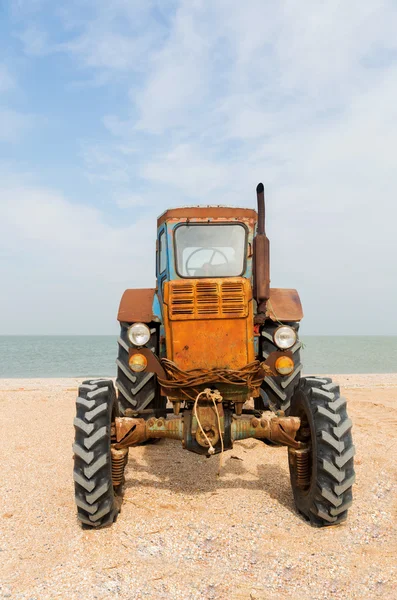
117;288;156;323
163;277;254;371
232;413;301;447
157;207;257;228
114;416;184;448
113;410;302;451
111;446;128;487
158;359;266;402
115;417;148;446
262;350;293;374
192;401;224;448
129;348;166;379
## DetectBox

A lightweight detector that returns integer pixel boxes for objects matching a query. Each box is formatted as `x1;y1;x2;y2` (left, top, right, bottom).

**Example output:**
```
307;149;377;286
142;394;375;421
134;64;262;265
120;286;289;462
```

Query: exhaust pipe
256;182;265;234
253;182;270;313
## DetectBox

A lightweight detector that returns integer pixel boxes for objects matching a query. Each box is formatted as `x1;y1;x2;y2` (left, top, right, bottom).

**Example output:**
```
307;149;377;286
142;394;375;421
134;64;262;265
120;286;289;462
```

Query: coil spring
296;448;310;489
111;447;129;487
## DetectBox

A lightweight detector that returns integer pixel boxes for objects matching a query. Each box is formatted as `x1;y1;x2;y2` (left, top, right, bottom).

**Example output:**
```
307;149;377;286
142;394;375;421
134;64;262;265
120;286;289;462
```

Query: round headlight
129;353;148;372
127;323;151;346
273;326;297;349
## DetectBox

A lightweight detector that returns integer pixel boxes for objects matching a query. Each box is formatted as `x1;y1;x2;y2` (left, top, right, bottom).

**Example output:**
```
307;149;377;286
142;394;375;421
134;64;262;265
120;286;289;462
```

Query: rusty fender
117;288;157;323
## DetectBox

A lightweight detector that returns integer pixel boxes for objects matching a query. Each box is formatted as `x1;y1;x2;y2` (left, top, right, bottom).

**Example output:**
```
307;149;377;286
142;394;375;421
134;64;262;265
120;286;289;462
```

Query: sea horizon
0;334;396;378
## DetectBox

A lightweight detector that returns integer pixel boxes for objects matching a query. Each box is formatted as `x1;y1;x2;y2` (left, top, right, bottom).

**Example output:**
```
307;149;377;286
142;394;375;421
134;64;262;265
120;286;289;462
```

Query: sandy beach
1;374;396;600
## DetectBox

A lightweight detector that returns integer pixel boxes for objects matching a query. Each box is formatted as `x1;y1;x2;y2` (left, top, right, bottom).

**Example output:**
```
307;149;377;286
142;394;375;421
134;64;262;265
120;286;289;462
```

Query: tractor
73;183;355;528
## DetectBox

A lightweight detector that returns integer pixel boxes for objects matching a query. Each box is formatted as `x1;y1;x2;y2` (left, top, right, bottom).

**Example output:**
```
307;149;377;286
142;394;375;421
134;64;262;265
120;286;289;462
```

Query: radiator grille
168;279;248;319
169;282;194;315
221;281;245;315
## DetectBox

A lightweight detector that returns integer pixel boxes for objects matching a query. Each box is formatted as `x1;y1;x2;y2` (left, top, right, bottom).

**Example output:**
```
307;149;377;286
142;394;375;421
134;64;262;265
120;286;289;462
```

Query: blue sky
1;0;397;334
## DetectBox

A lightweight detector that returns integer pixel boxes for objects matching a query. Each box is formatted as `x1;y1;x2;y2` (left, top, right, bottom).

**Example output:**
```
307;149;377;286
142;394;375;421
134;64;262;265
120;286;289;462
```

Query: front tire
73;379;121;528
256;321;302;412
288;377;355;526
116;322;165;417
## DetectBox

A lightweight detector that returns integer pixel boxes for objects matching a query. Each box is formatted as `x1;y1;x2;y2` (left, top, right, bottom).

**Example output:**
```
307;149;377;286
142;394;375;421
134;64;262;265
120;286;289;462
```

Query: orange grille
169;283;194;315
168;278;248;320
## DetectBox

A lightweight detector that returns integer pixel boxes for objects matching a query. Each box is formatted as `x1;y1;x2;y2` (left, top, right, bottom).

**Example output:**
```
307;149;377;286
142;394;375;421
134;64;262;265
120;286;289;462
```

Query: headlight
127;323;151;346
129;353;148;372
275;355;294;375
273;326;297;349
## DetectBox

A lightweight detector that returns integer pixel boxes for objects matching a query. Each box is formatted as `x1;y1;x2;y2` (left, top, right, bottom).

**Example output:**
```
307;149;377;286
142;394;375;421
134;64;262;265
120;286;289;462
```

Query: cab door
156;226;168;308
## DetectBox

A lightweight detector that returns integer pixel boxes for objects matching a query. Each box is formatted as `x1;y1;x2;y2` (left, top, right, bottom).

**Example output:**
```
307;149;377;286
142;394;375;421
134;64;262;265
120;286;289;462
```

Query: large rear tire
116;322;166;417
256;321;302;412
288;377;355;527
73;379;121;528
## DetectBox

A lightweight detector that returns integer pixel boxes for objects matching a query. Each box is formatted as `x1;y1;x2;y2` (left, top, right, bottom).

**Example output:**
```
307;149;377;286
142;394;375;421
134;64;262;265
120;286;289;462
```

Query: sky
0;0;397;335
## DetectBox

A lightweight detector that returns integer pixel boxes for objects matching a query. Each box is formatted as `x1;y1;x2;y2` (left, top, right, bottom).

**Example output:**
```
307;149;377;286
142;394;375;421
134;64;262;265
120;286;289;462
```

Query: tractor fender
117;288;162;323
266;288;303;322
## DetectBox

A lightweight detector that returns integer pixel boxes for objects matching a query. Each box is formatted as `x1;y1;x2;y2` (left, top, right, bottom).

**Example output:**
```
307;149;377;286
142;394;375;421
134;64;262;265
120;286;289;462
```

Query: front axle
113;410;302;454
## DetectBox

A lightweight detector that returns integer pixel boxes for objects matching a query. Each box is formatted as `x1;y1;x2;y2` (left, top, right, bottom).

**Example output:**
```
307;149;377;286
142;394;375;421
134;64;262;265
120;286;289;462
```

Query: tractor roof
157;206;257;227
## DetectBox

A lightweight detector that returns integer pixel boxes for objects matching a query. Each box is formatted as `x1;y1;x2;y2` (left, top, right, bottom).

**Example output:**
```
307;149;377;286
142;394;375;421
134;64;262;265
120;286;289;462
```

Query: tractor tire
288;377;355;527
256;321;302;413
73;379;121;528
116;323;166;417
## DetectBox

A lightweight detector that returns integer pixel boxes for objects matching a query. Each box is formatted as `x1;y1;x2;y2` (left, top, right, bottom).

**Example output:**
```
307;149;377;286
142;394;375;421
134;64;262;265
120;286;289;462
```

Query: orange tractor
73;184;355;528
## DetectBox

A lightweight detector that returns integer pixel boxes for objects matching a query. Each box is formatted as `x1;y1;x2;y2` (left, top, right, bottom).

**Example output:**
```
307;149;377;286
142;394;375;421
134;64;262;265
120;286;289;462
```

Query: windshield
174;223;247;278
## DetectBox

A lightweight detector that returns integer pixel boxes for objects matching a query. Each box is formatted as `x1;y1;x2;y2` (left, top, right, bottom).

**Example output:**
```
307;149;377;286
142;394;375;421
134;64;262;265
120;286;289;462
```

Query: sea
0;336;396;378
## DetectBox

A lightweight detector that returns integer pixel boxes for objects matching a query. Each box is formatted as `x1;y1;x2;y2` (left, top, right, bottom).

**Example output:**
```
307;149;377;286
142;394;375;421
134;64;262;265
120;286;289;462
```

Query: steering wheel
185;247;229;276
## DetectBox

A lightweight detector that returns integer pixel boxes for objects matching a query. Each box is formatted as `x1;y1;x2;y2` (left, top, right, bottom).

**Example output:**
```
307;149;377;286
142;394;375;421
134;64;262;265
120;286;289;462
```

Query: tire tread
116;324;165;417
258;321;301;412
73;380;119;528
289;376;355;527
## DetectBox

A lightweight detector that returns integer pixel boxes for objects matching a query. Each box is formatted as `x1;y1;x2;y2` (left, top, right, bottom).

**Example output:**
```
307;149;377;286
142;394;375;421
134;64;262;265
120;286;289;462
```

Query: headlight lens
127;323;151;346
273;326;297;349
129;353;148;372
275;355;294;375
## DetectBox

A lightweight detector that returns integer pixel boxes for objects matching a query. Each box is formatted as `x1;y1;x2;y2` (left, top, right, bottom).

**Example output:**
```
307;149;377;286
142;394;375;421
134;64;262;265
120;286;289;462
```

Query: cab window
159;231;167;274
174;223;246;278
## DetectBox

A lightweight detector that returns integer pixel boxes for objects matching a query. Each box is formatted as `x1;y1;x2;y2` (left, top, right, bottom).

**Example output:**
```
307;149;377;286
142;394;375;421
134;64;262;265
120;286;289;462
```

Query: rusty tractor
73;183;355;528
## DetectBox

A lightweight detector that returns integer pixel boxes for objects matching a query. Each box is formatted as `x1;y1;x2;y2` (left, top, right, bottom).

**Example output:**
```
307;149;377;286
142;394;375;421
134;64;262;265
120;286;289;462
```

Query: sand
0;374;396;600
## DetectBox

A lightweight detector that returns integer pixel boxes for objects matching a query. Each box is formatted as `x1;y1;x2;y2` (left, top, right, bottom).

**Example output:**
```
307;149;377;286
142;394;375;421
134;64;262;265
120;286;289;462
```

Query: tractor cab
154;207;259;374
156;206;257;285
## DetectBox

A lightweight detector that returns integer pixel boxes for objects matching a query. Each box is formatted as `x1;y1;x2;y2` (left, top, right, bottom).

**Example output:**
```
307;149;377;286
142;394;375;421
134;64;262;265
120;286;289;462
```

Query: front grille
221;281;245;316
168;279;248;319
169;282;194;315
196;282;219;315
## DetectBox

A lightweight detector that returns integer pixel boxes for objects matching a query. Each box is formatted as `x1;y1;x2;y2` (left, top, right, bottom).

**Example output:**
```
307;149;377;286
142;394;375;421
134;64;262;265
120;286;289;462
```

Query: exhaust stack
253;182;270;313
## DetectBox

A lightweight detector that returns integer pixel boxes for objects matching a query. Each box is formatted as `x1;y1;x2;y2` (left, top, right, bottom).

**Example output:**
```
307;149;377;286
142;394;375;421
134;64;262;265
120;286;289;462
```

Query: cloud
61;30;152;72
56;1;166;75
142;143;231;197
133;2;212;133
3;0;397;333
0;175;159;334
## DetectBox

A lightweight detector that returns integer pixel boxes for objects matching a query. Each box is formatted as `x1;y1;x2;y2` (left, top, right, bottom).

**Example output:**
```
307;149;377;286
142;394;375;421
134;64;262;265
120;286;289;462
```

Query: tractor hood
162;277;255;371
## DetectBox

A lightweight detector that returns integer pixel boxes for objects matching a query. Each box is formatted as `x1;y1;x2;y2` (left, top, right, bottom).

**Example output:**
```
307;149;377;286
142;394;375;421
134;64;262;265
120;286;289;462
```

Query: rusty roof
157;206;257;227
